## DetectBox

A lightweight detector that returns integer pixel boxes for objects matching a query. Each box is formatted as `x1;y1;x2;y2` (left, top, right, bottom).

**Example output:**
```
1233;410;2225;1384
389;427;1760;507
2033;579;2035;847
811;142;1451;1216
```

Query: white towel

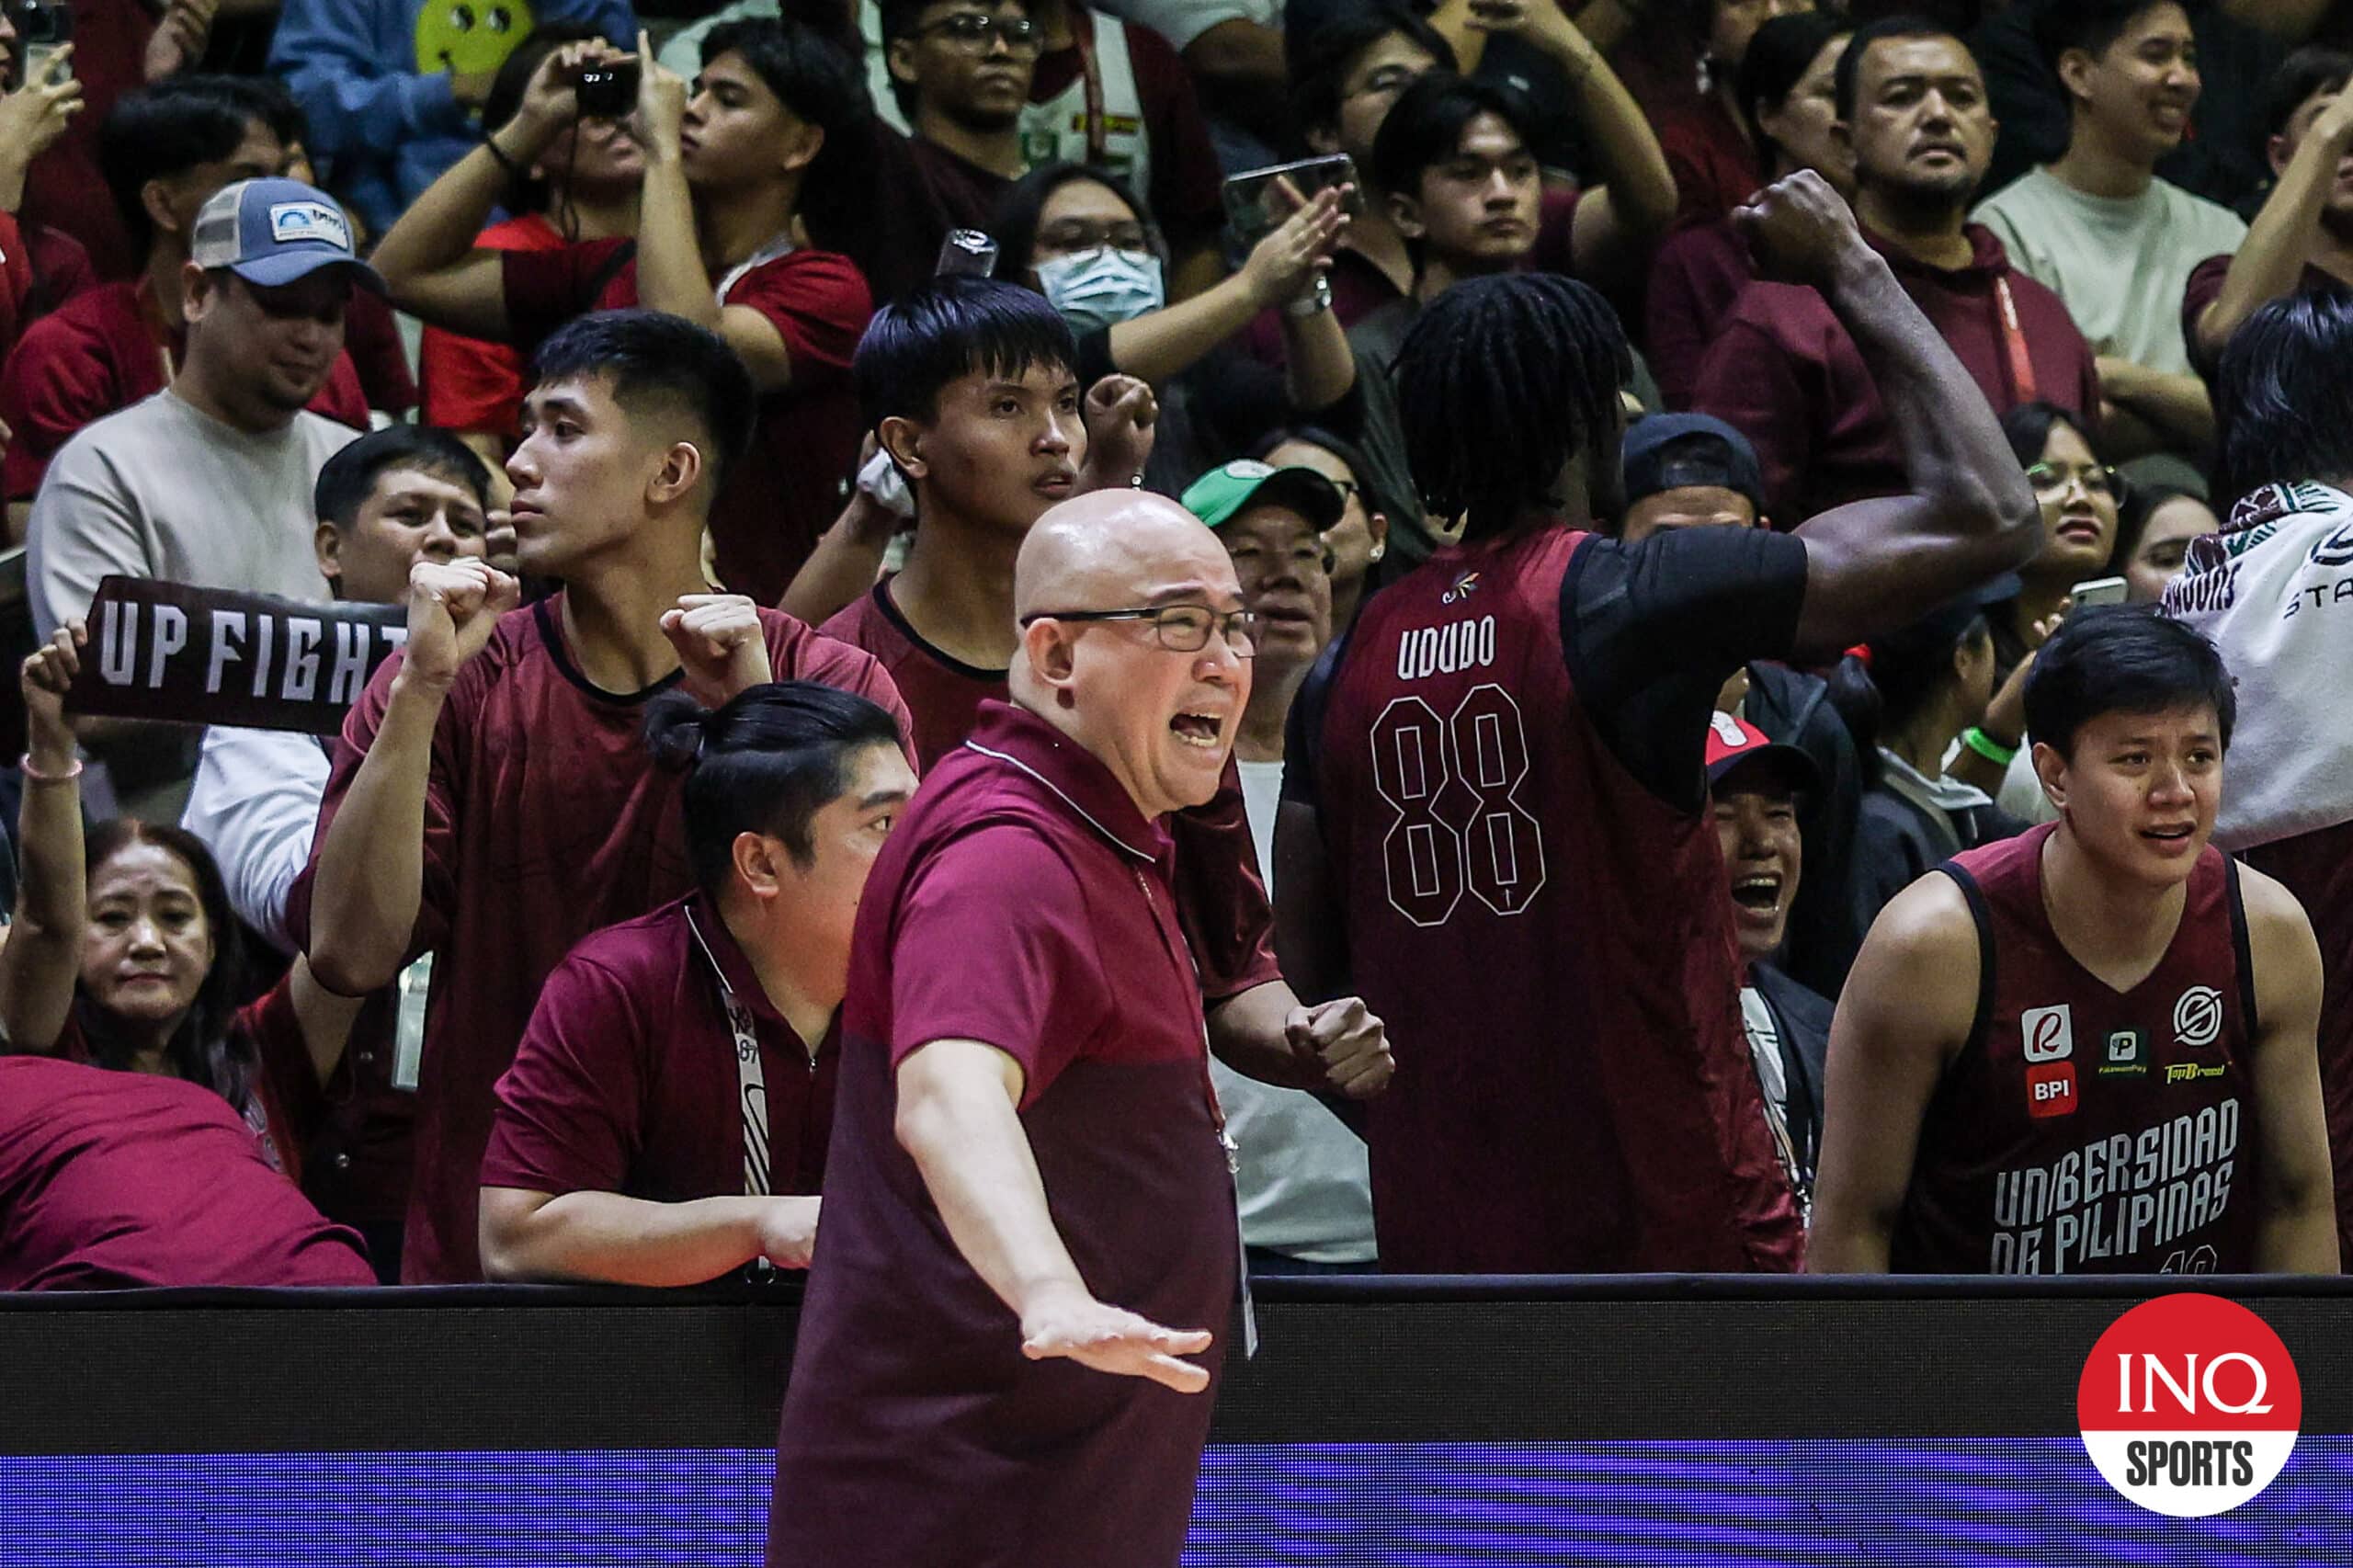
2164;480;2353;850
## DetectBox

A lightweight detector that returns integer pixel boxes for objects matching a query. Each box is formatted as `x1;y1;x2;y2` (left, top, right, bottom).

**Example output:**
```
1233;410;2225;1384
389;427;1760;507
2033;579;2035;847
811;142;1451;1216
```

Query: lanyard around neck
684;906;771;1198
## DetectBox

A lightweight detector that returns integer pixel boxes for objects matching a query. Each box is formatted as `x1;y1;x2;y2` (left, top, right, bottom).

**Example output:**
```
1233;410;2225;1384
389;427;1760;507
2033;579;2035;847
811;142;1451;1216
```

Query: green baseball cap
1179;460;1346;533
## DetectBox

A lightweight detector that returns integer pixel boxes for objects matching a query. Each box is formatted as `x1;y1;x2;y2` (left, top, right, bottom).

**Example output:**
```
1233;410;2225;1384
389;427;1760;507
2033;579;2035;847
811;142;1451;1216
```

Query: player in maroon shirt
1276;171;2042;1274
823;276;1393;1109
293;312;909;1284
371;23;877;604
478;682;915;1285
1811;610;2337;1274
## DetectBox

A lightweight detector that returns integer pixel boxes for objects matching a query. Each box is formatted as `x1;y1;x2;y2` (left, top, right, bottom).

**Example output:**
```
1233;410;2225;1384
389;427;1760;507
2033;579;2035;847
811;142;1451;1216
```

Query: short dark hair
2032;0;2188;80
703;15;876;227
2212;290;2353;510
645;680;905;891
1394;272;1630;540
852;275;1077;429
2260;45;2353;146
314;426;492;531
531;310;759;496
2023;605;2234;758
1737;13;1849;155
1289;2;1457;143
1835;14;1968;123
1998;399;2103;472
100;76;293;258
988;161;1157;280
1370;72;1538;199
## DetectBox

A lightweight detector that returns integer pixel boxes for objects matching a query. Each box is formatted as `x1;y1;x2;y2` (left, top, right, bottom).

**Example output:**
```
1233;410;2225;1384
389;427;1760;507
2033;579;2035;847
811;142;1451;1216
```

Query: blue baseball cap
189;178;384;294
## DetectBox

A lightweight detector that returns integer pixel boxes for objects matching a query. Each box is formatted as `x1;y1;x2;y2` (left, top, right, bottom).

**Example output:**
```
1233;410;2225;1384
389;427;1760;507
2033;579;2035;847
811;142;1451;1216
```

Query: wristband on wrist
483;135;523;179
1961;726;2018;767
1284;274;1334;318
19;752;82;785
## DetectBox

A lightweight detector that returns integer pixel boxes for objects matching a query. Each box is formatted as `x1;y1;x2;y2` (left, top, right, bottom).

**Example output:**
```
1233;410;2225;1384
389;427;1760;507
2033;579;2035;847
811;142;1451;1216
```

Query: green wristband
1962;726;2018;767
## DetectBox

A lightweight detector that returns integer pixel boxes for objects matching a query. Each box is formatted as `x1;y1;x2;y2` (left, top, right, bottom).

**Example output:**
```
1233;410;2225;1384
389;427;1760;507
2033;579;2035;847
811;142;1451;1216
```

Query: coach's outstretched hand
1020;1283;1214;1393
1733;169;1870;290
405;559;521;691
1286;995;1394;1099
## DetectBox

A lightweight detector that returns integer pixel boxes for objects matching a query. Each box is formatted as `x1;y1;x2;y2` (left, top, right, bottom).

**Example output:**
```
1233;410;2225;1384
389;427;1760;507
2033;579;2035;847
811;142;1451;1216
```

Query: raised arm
631;40;798;391
305;560;517;996
2239;869;2342;1273
1806;873;1980;1272
1105;187;1351;395
1475;0;1676;280
2192;89;2353;365
1739;174;2039;656
0;624;89;1053
371;40;619;340
894;1037;1213;1392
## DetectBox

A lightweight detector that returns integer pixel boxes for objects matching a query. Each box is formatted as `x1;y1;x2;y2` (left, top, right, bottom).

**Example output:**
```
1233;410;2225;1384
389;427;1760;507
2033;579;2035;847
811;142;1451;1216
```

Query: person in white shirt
1971;1;2245;465
181;425;493;951
1179;457;1378;1273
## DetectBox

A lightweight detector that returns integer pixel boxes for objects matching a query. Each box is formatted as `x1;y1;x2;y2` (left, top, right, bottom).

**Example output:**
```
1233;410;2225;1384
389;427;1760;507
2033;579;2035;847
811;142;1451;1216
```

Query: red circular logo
2077;1293;2301;1517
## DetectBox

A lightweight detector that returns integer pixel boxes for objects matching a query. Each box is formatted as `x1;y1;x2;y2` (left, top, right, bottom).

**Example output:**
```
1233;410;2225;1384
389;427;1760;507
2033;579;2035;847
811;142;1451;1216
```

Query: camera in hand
574;61;640;119
8;0;72;87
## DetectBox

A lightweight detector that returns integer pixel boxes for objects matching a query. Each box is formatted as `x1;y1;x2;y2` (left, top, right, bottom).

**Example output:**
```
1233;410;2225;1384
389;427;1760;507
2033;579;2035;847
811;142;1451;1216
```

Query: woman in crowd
1179;457;1376;1275
988;161;1353;494
1825;585;2029;965
1949;403;2124;817
2111;482;2221;605
1646;11;1850;409
1251;423;1396;635
0;625;362;1179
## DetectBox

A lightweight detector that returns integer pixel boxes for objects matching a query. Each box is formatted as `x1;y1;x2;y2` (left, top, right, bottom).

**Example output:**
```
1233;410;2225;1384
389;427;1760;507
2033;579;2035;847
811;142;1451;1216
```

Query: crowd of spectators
4;0;2353;1291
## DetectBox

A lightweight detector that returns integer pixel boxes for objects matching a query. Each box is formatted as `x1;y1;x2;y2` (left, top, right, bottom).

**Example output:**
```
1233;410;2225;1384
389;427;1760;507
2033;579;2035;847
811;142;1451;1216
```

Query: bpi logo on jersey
2175;985;2224;1051
2078;1294;2300;1517
2022;1005;2075;1062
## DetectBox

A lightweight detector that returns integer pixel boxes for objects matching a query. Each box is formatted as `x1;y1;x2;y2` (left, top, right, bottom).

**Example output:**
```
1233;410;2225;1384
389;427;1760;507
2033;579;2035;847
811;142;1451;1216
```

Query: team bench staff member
771;491;1353;1566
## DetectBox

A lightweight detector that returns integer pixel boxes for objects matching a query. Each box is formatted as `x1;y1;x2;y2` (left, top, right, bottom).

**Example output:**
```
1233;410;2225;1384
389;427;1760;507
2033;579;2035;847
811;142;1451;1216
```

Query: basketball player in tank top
1811;608;2338;1275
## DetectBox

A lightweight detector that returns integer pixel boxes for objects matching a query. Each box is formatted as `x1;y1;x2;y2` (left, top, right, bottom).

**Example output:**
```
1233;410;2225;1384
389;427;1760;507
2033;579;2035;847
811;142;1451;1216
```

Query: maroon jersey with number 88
1893;822;2258;1275
1305;528;1803;1273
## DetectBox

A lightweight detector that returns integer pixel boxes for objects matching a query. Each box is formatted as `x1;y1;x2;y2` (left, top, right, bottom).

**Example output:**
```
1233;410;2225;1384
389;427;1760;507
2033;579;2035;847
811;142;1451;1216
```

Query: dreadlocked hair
1394;273;1630;541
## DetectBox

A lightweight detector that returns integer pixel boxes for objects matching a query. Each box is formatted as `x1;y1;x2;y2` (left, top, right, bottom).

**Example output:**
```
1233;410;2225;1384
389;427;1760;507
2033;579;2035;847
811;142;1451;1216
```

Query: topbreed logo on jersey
2076;1293;2301;1517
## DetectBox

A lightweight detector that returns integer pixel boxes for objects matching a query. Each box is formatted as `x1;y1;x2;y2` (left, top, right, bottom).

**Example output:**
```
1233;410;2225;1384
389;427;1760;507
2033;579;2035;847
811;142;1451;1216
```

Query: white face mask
1034;246;1165;332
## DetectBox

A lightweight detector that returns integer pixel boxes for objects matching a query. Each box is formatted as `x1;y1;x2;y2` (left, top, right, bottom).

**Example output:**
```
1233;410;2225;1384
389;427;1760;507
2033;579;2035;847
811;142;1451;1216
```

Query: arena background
5;1276;2349;1565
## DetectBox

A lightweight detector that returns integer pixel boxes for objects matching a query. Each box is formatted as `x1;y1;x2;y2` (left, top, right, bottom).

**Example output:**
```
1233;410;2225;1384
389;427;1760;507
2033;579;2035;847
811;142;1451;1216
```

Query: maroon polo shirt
499;240;874;605
483;892;837;1220
823;576;1281;1000
0;1056;375;1290
2180;252;2350;377
1659;97;1765;233
770;699;1234;1568
1646;219;1755;412
289;597;911;1284
1688;223;2101;528
0;278;371;502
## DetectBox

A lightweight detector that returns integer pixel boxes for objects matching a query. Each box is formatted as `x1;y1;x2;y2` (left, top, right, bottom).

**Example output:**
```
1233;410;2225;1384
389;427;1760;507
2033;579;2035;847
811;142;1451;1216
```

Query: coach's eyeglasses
1020;605;1260;658
916;11;1044;53
2025;460;2118;500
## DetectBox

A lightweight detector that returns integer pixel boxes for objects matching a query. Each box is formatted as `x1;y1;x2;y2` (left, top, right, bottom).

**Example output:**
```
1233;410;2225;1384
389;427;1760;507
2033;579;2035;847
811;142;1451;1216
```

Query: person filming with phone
370;18;878;606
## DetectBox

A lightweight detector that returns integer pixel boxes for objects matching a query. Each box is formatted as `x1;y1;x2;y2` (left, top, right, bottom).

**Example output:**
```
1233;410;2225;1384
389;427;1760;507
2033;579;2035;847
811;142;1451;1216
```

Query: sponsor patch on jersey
2165;1062;2227;1085
2027;1061;2078;1118
2174;985;2223;1051
2100;1028;2149;1077
1441;570;1481;606
2023;1004;2075;1063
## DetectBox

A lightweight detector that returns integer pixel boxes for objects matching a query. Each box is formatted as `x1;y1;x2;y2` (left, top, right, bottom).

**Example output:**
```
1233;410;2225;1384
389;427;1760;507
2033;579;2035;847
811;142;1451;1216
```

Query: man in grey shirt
28;176;377;814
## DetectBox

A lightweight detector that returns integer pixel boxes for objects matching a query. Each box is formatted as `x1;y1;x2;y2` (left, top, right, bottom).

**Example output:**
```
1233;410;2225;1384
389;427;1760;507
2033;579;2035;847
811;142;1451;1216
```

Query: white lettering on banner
207;610;247;694
283;618;324;702
1989;1101;2240;1273
145;607;188;687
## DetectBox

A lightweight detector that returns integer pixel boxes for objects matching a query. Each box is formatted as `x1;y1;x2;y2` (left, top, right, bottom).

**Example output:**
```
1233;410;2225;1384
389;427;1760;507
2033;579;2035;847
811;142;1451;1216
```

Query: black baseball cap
1621;413;1767;515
